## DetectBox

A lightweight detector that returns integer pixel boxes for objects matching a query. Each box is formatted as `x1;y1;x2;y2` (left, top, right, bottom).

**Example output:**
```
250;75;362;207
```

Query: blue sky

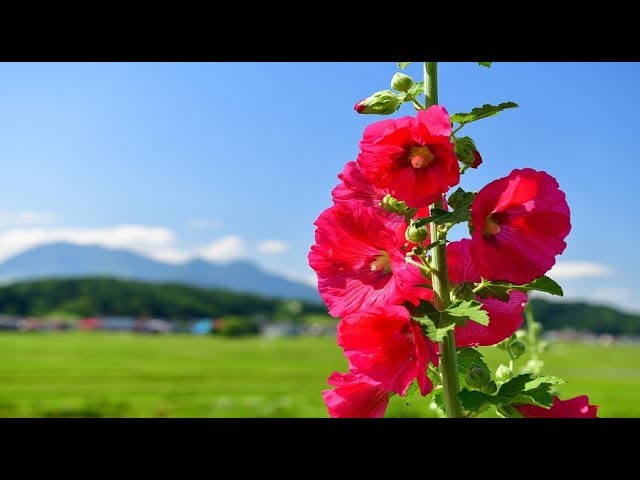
0;62;638;311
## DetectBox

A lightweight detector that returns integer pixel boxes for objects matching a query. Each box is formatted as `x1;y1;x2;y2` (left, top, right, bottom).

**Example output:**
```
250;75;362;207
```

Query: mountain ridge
0;242;321;302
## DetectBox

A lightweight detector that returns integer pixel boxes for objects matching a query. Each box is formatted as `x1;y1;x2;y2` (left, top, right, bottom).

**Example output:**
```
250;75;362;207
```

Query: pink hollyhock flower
515;395;599;418
337;304;437;396
308;203;432;318
332;161;406;234
356;105;459;208
470;168;571;285
322;371;390;418
447;239;527;347
332;160;431;240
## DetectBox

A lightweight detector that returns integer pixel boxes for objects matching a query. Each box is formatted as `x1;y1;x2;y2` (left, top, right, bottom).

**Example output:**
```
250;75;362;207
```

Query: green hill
529;298;640;336
0;277;325;320
0;277;638;335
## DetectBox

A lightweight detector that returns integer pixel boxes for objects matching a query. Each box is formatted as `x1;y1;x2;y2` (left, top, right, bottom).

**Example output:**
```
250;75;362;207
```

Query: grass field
0;332;638;417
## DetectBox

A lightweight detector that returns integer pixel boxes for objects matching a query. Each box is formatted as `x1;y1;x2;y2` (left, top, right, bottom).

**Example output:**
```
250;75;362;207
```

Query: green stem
524;303;539;362
424;61;463;418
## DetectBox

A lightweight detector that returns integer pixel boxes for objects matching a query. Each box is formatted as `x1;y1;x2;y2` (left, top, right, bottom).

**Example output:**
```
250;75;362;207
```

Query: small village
0;313;337;338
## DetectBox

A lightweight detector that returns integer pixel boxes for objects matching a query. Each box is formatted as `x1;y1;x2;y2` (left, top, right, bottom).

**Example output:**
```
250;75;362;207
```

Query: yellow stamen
408;146;436;169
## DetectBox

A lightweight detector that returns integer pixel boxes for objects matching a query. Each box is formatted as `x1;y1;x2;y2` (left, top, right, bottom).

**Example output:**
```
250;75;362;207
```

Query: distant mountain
0;243;321;302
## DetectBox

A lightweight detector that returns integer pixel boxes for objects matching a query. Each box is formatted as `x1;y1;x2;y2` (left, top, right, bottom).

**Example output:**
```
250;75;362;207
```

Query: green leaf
521;276;564;296
498;374;534;396
411;300;452;341
423;320;456;343
450;102;518;126
459;389;497;412
414;300;488;341
475;275;564;301
397;62;411;69
433;389;445;412
446;300;489;326
448;188;476;211
414;189;477;227
404;379;419;400
524;375;566;390
511;387;553;408
409;299;441;320
447;188;476;223
418;208;460;225
478;62;492;68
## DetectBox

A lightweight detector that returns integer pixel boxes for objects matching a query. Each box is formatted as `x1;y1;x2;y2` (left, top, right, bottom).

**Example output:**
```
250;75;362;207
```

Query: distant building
78;317;102;330
100;317;136;331
142;319;172;334
191;319;213;335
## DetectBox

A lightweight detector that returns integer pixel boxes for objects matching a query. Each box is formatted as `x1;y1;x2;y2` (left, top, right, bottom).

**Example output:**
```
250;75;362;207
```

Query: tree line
0;277;326;320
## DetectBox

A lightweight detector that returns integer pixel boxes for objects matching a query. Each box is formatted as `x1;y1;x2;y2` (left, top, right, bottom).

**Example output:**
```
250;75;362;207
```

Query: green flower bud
495;337;511;351
481;380;498;395
454;136;483;169
354;90;401;115
514;330;527;340
411;246;425;256
465;365;491;389
495;364;513;383
509;340;526;359
405;221;429;243
537;340;549;353
390;72;414;93
523;358;544;375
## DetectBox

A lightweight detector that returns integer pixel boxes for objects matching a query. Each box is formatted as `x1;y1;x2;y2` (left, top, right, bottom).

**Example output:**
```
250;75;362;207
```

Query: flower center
483;214;501;237
408;146;436;169
370;251;392;274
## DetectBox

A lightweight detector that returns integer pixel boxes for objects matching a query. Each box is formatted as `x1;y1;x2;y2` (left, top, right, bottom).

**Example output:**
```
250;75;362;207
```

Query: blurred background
0;62;638;417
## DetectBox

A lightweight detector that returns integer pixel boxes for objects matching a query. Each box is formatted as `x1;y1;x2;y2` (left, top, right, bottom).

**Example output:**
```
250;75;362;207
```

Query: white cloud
0;225;288;267
0;225;190;264
548;261;614;279
187;218;221;231
198;236;247;263
257;240;290;254
281;270;318;288
0;211;57;227
589;286;631;305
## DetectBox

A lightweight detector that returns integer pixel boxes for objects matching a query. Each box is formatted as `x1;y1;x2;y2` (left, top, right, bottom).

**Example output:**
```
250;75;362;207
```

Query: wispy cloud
0;226;296;267
0;225;188;264
589;286;631;305
548;261;614;279
0;211;57;227
198;236;247;263
281;270;318;288
257;240;290;254
187;218;221;231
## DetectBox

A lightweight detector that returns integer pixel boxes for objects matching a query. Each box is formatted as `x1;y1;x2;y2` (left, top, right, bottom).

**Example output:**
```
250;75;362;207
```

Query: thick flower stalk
308;62;596;419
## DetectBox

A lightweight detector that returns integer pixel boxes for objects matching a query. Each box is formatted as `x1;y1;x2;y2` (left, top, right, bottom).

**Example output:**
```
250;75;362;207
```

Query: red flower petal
356;105;459;208
470;168;571;284
331;161;407;239
337;305;436;395
515;395;599;418
447;240;527;347
322;372;390;418
309;203;432;318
